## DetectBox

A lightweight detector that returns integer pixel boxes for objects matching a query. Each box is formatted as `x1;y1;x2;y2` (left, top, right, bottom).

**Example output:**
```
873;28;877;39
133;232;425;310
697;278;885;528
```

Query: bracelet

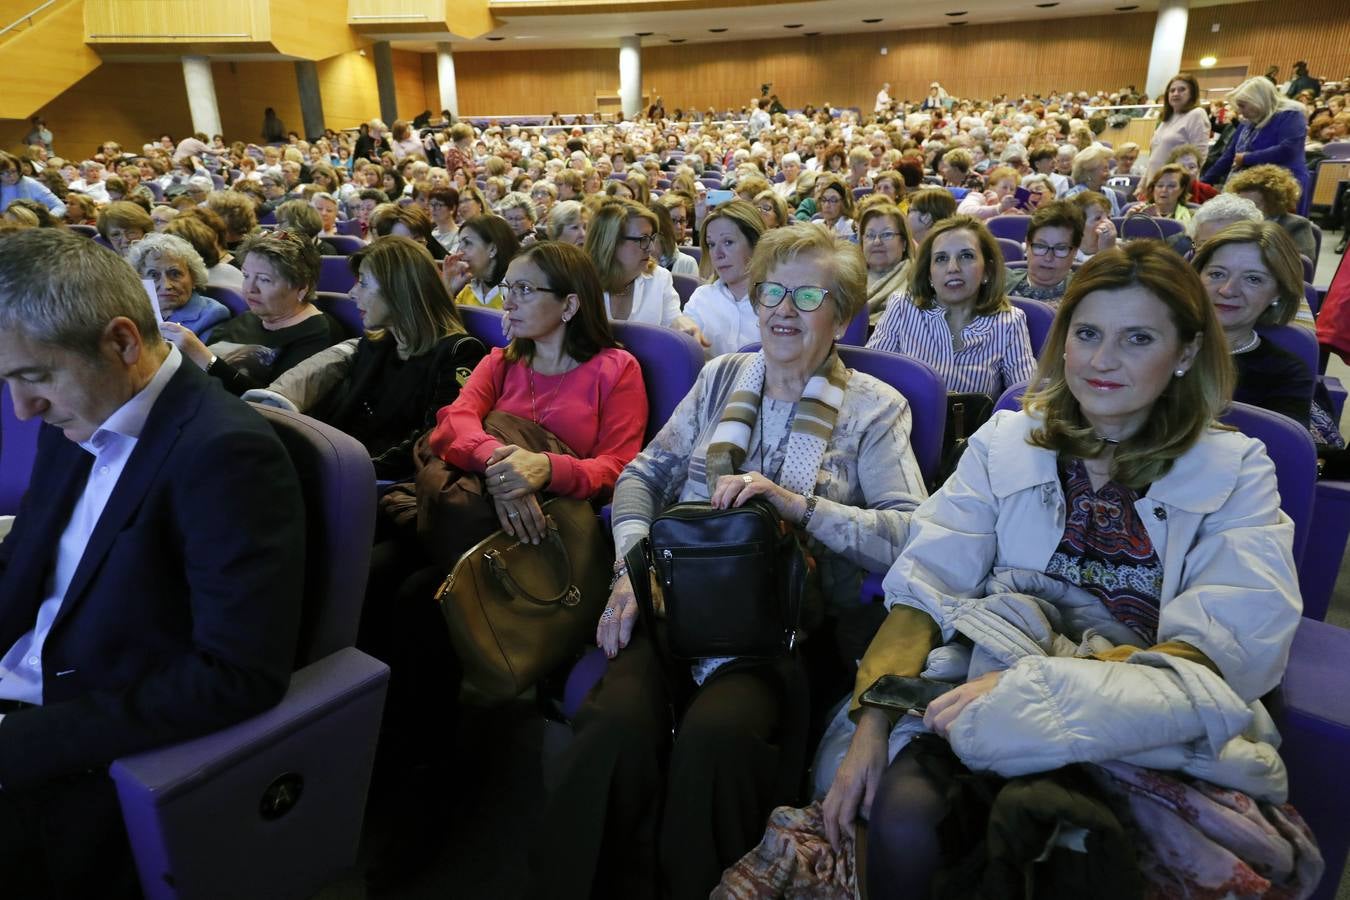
609;562;629;590
799;494;818;529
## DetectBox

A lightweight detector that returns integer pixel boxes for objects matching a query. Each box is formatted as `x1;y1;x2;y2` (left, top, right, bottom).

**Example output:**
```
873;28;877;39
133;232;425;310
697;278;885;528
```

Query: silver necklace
1230;332;1261;355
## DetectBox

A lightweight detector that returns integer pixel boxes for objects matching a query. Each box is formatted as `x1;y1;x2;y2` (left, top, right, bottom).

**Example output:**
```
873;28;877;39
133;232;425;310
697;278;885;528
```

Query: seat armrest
110;647;388;798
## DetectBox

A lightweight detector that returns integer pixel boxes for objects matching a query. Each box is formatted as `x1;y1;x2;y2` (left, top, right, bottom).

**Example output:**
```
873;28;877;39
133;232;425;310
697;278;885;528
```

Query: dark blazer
0;361;305;790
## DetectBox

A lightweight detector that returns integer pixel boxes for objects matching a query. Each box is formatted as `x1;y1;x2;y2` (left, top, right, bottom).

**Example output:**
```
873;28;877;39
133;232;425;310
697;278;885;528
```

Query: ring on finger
600;607;616;621
508;510;520;518
742;474;753;485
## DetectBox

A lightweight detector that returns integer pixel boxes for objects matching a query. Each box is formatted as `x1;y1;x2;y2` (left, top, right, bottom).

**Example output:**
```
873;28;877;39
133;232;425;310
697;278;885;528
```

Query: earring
562;314;571;322
1174;368;1186;377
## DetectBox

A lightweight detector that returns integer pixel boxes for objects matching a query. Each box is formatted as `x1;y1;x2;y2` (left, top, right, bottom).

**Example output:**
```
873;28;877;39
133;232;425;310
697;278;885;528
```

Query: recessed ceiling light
784;23;803;28
862;18;883;23
1114;4;1137;9
635;31;653;36
669;38;686;43
804;31;821;36
948;21;968;26
945;10;968;15
1199;55;1217;67
1035;2;1059;6
486;36;504;41
708;27;727;32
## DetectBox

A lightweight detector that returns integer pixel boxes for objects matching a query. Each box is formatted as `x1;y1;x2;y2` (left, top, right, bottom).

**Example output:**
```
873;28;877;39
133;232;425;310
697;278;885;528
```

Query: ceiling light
1114;5;1138;9
948;21;968;26
708;27;727;32
1035;2;1058;6
805;31;821;36
635;31;653;36
862;18;883;23
945;10;968;16
1199;56;1217;68
669;38;686;43
486;36;504;41
784;23;803;28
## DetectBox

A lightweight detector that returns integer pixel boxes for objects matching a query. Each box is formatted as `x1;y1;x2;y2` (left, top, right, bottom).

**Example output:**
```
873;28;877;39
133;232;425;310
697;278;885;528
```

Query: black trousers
0;770;141;899
526;629;809;900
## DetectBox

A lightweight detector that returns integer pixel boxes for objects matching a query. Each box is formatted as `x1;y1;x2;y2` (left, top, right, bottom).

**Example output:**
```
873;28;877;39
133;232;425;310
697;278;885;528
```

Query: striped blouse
866;293;1037;396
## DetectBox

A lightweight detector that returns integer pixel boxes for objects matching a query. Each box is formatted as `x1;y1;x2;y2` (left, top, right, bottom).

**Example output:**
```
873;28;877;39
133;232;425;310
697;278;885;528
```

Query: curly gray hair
126;231;209;289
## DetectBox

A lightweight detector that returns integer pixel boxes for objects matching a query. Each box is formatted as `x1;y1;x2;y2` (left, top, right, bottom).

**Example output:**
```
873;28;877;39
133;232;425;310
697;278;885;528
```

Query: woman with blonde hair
827;242;1317;900
1203;76;1308;190
585;198;705;342
752;190;790;229
858;202;911;326
683;198;766;356
546;199;590;246
814;174;856;238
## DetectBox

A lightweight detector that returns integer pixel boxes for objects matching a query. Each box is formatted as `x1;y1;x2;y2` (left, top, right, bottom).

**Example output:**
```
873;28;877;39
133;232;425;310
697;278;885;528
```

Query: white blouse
603;267;682;328
683;280;761;358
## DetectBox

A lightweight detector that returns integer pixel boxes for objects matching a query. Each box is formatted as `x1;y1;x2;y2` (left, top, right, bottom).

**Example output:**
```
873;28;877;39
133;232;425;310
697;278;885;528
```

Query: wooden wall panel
452;48;618;116
84;0;264;41
393;48;431;121
2;61;193;159
1181;0;1350;85
213;60;303;143
315;50;383;130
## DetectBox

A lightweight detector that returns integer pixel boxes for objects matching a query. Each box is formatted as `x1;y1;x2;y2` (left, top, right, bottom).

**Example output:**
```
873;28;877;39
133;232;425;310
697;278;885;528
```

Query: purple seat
94;234;114;250
68;223;98;237
1151;217;1186;239
683;245;702;264
1301;255;1315;284
1009;297;1054;357
1323;141;1350;159
111;406;386;900
1113;216;1165;241
610;319;704;442
318;255;356;294
258;210;278;226
201;284;248;316
335;219;363;238
1301;481;1350;622
839;307;869;347
1273;617;1350;899
324;234;365;256
0;384;41;516
458;305;510;350
672;273;699;308
146;181;164;202
996;237;1024;263
314;292;366;338
1258;324;1319;382
853;187;873;200
986;215;1030;243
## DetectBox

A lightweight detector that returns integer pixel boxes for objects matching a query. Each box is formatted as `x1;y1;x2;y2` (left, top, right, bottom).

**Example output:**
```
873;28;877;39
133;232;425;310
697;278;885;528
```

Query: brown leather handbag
433;495;609;706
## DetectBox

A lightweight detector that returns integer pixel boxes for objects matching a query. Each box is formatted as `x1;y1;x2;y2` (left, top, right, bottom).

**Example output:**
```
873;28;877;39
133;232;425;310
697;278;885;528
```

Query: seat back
1009;297;1054;357
335;219;363;237
201;284;248;316
458;305;510;349
672;274;699;308
251;406;377;665
1258;324;1319;382
610;320;704;441
1114;216;1165;240
987;215;1030;243
317;255;356;294
68;223;98;238
0;384;41;516
682;245;702;263
836;346;946;484
313;293;366;338
1219;401;1316;564
997;237;1025;262
258;210;278;226
1152;218;1186;239
324;235;365;256
839;307;869;346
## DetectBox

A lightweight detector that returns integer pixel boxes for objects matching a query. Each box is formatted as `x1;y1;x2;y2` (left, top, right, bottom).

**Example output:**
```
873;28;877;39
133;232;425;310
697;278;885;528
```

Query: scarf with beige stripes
704;351;848;497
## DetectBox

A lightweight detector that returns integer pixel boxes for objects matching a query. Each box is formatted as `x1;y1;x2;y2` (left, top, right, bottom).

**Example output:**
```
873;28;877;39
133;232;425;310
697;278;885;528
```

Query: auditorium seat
996;237;1025;262
318;255;356;294
672;273;698;308
459;305;509;350
683;246;702;263
987;215;1030;243
68;224;98;238
111;406;387;900
335;220;363;238
0;384;40;517
324;235;366;256
1009;297;1053;357
314;292;366;338
202;284;248;316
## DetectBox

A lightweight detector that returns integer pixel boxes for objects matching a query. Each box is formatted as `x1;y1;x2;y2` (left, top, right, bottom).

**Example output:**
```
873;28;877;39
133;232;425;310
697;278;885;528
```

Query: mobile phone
859;675;957;714
1013;187;1031;210
706;189;735;209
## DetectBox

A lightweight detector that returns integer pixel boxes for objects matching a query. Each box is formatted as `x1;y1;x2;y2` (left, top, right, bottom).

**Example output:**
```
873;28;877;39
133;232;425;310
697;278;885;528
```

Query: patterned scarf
705;351;849;497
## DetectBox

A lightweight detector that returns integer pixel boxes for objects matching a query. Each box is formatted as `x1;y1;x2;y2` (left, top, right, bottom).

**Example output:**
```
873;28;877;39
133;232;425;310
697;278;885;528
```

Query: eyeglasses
754;282;831;312
863;230;900;244
621;234;656;251
497;281;562;300
1029;241;1074;258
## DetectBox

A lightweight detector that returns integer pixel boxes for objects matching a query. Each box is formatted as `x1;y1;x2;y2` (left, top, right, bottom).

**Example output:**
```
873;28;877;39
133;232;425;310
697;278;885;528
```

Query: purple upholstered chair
68;223;98;238
839;308;870;347
318;255;357;294
610;319;704;443
458;304;510;350
0;384;41;516
1009;297;1054;358
324;234;366;256
1151;217;1186;239
314;292;366;339
201;284;248;316
335;219;364;238
996;237;1025;263
986;215;1030;243
683;245;702;264
258;210;278;226
672;273;699;309
111;406;388;900
1113;216;1165;241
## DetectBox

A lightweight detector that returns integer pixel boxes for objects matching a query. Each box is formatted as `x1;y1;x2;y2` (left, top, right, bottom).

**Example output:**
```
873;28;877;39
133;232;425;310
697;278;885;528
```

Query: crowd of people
0;63;1345;899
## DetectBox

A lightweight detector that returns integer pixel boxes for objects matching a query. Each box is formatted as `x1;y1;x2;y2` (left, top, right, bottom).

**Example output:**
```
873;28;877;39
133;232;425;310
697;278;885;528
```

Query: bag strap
624;536;682;729
485;519;581;607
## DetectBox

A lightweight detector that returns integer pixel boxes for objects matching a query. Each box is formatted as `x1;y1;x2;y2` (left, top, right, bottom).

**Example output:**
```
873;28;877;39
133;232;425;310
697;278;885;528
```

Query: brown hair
910;215;1009;317
1024;242;1234;488
349;235;465;355
1027;200;1086;248
698;199;766;281
238;230;321;301
1225;164;1302;216
1191;221;1303;329
503;240;619;364
96;201;154;243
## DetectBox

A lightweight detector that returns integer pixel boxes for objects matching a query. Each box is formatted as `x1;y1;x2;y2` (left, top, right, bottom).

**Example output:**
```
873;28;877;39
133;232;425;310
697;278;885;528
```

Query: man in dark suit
0;229;305;897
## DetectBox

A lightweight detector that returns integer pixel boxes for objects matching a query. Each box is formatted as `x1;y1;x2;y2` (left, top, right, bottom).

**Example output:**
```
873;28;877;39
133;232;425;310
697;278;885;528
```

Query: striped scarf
704;351;849;497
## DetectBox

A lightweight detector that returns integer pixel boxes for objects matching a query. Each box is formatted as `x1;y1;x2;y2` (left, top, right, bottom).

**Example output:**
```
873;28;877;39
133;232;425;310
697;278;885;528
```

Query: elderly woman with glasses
1006;201;1085;305
586;198;706;344
859;202;912;326
528;224;927;900
127;232;231;338
815;174;857;238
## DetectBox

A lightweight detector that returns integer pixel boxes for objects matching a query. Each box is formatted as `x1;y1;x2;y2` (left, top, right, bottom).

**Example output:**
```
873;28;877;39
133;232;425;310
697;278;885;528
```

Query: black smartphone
1013;187;1031;210
859;675;957;714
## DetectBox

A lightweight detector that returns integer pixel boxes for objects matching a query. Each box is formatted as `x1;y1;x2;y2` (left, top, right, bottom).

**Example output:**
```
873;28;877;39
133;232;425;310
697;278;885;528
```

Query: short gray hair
497;191;536;220
1189;192;1263;238
126;232;209;289
0;229;162;356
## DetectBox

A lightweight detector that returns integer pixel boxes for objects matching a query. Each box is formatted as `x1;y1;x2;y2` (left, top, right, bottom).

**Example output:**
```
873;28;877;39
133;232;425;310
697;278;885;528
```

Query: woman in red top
429;240;649;542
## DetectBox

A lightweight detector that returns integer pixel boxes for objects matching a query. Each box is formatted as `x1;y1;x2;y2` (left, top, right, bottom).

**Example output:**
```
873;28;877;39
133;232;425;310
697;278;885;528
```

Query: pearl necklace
1230;332;1261;355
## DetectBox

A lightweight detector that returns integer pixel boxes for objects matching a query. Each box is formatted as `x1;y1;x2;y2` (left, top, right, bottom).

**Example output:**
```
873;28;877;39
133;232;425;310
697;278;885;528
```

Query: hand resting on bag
709;470;808;522
486;443;553;500
597;573;639;659
493;492;547;544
